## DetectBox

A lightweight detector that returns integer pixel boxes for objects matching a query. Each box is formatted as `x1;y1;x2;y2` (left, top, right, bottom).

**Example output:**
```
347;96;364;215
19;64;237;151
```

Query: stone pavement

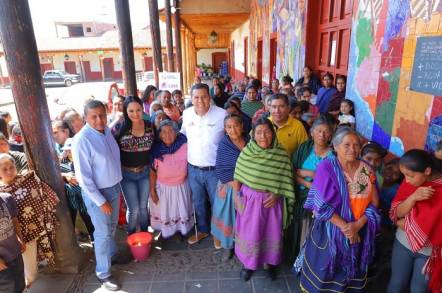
29;228;301;293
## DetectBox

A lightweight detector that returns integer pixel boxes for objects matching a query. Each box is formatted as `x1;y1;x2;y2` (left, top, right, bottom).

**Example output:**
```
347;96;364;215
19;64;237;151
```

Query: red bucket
127;232;153;261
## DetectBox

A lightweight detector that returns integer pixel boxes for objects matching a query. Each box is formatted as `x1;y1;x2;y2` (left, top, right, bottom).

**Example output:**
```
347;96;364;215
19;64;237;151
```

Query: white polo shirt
181;105;227;167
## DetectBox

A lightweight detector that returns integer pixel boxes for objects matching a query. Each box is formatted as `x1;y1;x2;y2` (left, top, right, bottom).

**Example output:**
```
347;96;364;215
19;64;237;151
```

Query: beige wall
230;20;250;76
181;0;250;14
196;48;228;66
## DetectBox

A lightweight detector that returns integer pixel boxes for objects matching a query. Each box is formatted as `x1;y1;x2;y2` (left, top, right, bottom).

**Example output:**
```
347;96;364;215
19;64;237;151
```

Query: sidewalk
28;228;300;293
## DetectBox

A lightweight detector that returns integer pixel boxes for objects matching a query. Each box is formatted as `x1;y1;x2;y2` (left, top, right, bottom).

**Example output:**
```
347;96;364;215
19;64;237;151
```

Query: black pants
68;205;95;241
0;256;25;293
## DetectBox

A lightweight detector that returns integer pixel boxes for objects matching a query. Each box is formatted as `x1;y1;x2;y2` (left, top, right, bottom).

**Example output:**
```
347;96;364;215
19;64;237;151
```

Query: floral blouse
344;161;376;220
0;171;59;265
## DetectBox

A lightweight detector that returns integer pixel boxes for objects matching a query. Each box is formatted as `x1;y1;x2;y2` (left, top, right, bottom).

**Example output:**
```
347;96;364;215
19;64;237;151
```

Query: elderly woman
211;114;249;259
113;96;155;235
149;120;193;238
291;117;333;259
300;127;380;292
0;154;59;287
224;101;252;134
241;85;264;118
234;118;295;281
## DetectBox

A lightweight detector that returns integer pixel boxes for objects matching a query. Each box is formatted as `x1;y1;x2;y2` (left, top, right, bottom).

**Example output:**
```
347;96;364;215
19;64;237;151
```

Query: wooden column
173;0;183;89
114;0;137;96
148;0;162;87
0;0;80;273
165;0;174;72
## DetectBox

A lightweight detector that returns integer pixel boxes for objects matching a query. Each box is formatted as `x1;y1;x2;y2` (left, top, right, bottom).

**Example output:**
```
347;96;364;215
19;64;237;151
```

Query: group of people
0;70;441;293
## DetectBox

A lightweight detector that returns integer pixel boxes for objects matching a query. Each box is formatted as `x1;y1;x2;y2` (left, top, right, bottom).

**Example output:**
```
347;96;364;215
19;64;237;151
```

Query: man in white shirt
72;100;122;291
181;83;227;244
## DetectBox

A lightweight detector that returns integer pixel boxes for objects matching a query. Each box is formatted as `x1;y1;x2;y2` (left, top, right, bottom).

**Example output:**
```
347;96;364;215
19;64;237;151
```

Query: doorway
244;37;248;76
102;58;114;80
269;34;277;81
305;0;354;79
64;61;77;74
257;39;263;82
212;52;227;76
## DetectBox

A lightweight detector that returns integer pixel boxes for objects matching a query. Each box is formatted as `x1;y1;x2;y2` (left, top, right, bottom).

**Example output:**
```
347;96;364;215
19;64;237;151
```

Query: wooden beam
165;0;174;72
0;0;80;273
173;0;183;89
148;0;163;87
114;0;137;96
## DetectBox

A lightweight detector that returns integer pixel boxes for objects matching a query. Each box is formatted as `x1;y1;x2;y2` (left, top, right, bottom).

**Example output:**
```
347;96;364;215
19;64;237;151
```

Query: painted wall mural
249;0;306;84
346;0;442;156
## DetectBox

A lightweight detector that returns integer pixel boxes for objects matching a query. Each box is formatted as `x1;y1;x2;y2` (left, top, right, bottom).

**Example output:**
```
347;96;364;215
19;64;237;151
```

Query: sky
29;0;166;38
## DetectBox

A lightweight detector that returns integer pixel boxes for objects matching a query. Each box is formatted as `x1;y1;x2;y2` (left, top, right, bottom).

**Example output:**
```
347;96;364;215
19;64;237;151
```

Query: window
86;27;92;33
67;25;84;37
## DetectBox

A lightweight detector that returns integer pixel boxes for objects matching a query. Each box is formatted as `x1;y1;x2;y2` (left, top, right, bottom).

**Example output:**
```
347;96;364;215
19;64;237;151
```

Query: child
380;159;404;228
300;87;319;116
0;192;26;293
361;141;388;185
388;150;442;293
0;154;59;287
338;99;355;128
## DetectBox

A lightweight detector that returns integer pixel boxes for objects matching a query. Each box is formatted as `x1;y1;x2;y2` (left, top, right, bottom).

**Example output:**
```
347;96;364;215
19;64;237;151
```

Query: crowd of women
0;67;441;293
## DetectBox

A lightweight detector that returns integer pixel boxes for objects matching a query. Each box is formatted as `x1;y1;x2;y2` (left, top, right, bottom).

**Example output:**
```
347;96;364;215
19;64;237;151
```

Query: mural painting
346;0;442;156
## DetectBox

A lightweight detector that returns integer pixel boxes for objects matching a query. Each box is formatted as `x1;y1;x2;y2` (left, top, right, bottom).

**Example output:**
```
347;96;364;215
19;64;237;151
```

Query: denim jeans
121;168;150;235
0;256;25;293
82;183;120;280
387;238;429;293
187;165;218;233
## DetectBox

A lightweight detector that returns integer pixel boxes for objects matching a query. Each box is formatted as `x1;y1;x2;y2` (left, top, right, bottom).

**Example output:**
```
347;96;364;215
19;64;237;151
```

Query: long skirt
234;184;283;270
300;220;367;293
211;182;235;249
149;180;194;239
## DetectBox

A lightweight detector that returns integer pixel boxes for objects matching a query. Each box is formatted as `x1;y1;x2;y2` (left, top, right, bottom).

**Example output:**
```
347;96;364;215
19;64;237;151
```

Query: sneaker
213;237;221;249
187;232;209;245
98;275;121;291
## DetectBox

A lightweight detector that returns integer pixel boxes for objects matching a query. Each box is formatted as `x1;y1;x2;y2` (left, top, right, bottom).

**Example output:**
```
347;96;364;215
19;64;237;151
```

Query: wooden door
306;0;354;79
270;35;277;81
143;56;153;71
102;58;114;79
64;61;77;74
244;37;248;76
40;63;53;75
212;52;227;76
257;39;263;82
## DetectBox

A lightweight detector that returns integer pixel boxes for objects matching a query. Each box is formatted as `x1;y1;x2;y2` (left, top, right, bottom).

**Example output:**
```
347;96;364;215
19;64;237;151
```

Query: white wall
230;20;249;75
196;48;228;66
0;56;8;77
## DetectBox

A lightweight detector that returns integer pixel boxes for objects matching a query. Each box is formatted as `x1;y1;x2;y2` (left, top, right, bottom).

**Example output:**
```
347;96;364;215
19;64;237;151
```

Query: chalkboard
410;36;442;96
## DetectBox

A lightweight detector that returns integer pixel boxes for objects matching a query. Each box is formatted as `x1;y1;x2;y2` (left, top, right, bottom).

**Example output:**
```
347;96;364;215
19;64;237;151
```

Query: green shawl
291;139;314;205
234;139;295;229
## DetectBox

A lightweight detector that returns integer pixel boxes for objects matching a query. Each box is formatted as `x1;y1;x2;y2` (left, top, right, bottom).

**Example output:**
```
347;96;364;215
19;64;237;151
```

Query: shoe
267;265;277;280
221;248;234;262
98;275;121;291
187;232;209;245
214;237;221;249
111;253;132;265
240;268;254;281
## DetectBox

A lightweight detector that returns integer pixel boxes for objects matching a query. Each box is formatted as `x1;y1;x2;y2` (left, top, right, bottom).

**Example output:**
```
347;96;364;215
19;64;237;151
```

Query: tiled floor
30;228;301;293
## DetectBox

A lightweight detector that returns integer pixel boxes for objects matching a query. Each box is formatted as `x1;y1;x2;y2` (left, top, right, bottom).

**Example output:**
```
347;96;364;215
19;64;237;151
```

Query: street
0;81;119;122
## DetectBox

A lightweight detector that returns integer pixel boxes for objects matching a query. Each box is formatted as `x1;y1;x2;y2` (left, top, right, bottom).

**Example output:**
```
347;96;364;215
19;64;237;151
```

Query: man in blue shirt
72;100;122;291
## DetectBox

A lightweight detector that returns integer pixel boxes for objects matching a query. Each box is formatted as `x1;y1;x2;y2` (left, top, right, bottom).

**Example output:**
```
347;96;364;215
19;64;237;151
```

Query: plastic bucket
127;232;153;261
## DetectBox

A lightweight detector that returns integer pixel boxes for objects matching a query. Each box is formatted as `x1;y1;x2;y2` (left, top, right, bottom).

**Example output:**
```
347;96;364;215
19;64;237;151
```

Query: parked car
43;70;81;87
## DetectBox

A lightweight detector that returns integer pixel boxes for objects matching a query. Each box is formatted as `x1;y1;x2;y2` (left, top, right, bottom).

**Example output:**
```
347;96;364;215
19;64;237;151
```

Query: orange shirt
345;162;376;220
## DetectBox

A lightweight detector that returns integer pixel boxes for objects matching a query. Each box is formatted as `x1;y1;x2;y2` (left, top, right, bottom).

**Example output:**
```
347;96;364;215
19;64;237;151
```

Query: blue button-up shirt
72;124;122;207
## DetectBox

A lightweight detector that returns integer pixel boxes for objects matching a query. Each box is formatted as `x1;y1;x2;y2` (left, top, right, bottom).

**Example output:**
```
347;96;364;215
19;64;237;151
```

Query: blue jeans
82;184;120;280
387;238;429;293
121;168;150;235
187;165;218;233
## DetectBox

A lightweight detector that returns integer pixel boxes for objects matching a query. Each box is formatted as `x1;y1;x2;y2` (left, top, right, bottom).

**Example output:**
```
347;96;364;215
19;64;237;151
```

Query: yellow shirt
269;116;308;156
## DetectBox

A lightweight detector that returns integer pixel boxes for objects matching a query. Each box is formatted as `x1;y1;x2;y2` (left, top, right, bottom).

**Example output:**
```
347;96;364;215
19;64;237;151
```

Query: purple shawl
304;156;380;279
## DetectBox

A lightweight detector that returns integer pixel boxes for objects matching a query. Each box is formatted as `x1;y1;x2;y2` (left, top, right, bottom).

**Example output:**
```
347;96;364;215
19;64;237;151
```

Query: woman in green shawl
291;116;333;260
234;117;295;282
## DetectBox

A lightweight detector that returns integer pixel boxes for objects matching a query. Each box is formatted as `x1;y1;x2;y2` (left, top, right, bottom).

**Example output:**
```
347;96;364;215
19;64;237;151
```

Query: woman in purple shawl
211;114;249;260
316;73;337;114
300;127;380;292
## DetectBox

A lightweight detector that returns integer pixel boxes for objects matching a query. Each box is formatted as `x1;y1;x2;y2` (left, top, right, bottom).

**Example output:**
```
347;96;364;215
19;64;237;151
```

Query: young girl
380;159;404;228
0;154;59;287
388;150;442;293
338;99;356;128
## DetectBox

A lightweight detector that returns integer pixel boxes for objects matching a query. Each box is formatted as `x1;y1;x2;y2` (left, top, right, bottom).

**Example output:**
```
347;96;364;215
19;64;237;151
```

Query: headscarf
234;138;295;228
215;134;249;184
390;178;442;292
150;120;187;161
